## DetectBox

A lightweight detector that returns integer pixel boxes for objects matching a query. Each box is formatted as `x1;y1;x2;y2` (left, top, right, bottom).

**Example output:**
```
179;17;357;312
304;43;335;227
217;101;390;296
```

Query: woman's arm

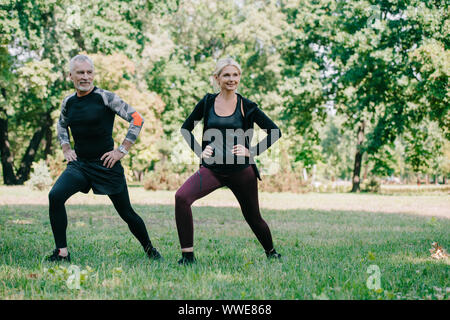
180;96;207;158
249;107;282;157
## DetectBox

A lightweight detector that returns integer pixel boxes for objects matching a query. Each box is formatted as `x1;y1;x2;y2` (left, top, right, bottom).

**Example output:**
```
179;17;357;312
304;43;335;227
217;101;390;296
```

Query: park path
1;186;449;219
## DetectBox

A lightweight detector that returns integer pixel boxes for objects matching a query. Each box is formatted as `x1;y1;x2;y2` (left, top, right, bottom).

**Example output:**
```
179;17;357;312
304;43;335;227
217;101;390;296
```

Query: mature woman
175;58;282;264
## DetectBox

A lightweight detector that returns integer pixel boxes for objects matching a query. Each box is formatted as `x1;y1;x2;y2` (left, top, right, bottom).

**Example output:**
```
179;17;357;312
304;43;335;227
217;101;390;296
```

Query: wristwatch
118;145;128;155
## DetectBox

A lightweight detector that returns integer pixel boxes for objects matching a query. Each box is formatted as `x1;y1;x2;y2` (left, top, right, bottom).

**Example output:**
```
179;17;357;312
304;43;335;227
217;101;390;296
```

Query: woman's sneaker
46;248;71;262
178;252;196;265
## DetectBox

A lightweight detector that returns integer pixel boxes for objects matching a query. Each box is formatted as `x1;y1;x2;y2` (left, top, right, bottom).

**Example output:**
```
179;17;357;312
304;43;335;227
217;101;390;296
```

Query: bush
258;165;308;193
46;149;66;180
361;177;381;193
26;160;53;191
143;161;195;191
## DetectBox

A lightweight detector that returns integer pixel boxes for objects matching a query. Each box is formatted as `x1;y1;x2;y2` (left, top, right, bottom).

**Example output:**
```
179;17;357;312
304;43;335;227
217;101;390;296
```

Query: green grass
0;199;449;300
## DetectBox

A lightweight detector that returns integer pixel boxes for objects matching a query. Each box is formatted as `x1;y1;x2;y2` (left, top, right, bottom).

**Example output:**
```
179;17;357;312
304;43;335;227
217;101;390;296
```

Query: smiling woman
211;57;242;93
175;57;283;265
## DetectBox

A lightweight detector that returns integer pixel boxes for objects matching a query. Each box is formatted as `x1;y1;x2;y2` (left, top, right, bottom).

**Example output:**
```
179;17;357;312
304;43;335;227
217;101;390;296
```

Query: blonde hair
210;57;242;92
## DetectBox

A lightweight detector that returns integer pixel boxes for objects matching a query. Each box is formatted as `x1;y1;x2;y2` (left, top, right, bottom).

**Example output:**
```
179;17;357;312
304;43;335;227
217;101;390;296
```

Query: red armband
131;112;143;126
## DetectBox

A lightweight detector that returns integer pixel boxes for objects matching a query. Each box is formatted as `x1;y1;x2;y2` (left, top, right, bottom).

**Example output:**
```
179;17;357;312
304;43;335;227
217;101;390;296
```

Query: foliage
0;0;161;184
361;177;381;193
280;0;449;191
25;159;53;191
143;160;193;191
0;0;448;187
46;149;66;180
403;121;444;174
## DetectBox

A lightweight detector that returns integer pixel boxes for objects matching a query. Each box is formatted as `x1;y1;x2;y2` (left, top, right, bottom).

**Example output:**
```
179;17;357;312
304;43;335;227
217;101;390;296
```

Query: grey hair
69;54;94;72
210;57;242;92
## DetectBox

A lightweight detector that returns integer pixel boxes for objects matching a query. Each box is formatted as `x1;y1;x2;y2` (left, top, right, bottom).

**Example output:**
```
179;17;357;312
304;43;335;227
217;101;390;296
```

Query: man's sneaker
266;248;282;259
46;248;71;262
146;247;163;261
178;252;196;265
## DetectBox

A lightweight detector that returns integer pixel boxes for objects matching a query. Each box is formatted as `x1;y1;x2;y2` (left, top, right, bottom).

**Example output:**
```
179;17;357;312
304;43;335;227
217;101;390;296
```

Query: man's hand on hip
62;144;77;162
101;149;125;168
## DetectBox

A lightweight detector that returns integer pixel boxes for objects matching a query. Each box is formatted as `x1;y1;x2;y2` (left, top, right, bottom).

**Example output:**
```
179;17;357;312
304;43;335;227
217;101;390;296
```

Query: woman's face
216;65;241;92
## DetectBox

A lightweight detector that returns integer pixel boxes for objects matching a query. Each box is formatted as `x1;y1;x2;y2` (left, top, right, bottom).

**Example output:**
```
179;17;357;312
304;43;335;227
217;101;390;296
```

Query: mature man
46;54;161;262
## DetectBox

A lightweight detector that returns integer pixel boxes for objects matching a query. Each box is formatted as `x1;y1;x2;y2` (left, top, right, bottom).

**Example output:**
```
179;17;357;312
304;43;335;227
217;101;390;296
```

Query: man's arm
57;95;77;162
98;89;145;168
99;89;145;147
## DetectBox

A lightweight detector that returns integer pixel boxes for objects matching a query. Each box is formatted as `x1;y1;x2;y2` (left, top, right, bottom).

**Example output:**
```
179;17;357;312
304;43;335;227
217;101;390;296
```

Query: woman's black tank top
202;94;250;174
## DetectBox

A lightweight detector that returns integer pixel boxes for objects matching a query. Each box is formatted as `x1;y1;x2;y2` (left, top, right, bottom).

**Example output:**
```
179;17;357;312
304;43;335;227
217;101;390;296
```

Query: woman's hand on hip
201;145;214;159
101;149;125;168
232;144;250;157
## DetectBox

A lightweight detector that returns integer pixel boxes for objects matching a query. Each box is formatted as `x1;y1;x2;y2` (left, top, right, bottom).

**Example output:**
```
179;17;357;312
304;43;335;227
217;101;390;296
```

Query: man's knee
48;187;65;205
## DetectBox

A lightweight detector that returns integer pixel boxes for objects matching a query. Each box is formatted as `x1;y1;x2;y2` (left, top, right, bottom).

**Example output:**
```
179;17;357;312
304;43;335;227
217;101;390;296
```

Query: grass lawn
0;186;449;300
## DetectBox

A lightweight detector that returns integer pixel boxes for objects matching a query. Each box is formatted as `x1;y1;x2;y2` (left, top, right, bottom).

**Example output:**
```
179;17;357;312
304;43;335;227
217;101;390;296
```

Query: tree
403;121;445;183
282;0;449;191
0;0;159;184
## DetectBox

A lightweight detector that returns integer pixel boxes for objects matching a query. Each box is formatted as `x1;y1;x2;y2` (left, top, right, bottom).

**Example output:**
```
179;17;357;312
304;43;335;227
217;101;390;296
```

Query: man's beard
76;83;93;91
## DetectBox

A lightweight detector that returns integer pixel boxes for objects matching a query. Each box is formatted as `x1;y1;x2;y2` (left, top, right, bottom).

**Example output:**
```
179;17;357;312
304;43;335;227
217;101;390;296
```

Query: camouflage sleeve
56;94;74;146
95;88;144;144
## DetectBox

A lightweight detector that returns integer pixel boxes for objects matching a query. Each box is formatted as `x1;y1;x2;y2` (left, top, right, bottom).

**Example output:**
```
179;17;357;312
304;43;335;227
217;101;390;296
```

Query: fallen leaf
10;219;33;225
429;242;449;260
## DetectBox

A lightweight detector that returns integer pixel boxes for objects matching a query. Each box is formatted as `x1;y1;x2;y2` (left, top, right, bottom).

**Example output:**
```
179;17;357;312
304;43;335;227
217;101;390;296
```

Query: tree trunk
0;115;18;185
363;159;368;181
16;126;47;183
43;112;53;159
0;109;51;185
351;121;365;193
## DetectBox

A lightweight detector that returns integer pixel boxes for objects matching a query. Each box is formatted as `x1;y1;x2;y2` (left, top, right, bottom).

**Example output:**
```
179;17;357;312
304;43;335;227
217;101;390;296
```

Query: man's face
69;60;94;92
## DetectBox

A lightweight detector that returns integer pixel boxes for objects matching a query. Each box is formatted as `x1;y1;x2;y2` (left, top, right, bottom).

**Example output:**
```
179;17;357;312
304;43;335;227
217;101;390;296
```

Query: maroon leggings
175;165;274;251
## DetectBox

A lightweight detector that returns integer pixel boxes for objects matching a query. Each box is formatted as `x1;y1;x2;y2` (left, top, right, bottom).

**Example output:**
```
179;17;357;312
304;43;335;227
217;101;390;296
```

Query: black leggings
175;165;274;251
48;167;152;250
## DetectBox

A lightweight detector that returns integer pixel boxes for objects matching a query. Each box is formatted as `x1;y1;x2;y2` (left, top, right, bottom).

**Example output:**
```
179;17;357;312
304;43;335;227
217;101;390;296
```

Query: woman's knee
175;189;192;207
244;211;267;227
